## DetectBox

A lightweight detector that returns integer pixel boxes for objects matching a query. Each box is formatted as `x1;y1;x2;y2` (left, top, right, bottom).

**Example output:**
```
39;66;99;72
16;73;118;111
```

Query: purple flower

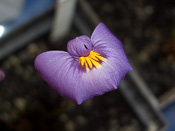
34;23;132;104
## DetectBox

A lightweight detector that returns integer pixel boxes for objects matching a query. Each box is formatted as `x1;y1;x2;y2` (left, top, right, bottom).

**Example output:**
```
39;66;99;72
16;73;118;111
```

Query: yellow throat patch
79;51;106;70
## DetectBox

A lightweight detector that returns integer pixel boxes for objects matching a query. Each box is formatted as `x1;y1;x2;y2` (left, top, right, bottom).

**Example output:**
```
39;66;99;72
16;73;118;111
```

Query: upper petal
67;35;93;57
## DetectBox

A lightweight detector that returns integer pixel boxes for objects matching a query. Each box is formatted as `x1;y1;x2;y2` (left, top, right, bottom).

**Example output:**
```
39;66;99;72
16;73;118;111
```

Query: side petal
91;23;123;49
34;51;82;102
91;23;132;75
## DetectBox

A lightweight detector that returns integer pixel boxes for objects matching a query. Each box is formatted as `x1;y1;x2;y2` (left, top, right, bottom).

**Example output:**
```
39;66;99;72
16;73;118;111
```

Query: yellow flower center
79;51;106;70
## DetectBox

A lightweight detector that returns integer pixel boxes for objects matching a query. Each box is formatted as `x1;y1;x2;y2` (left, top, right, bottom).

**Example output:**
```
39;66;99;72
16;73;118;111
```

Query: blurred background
0;0;175;131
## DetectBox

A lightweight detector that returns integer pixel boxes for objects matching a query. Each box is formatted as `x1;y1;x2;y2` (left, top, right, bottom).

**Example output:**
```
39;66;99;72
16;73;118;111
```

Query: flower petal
34;51;125;104
67;35;93;57
74;58;131;104
74;66;120;104
91;23;122;48
91;23;133;75
34;51;82;102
